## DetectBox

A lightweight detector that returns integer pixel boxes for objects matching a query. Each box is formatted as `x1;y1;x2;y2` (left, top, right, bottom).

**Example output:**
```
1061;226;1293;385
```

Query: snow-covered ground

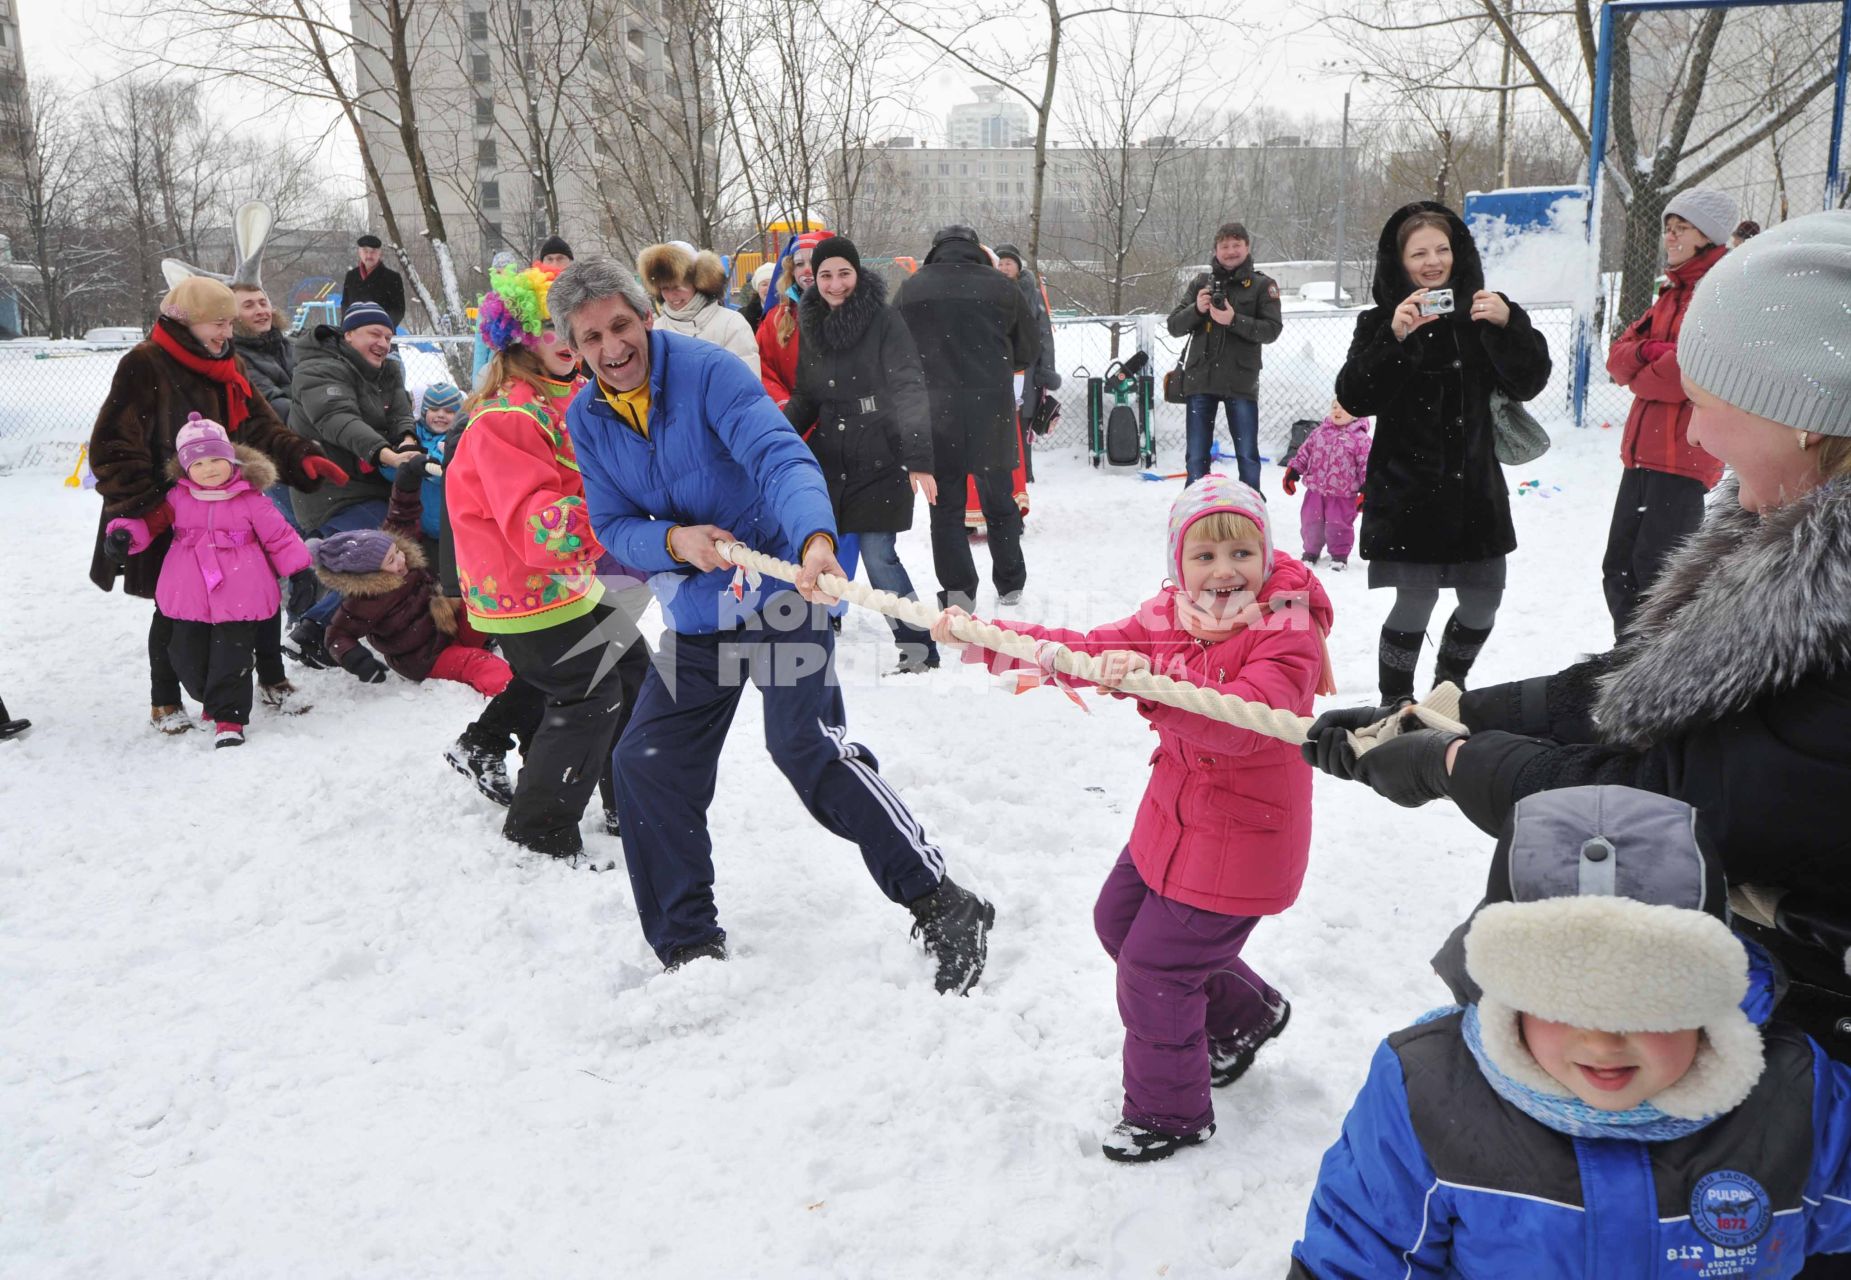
0;424;1621;1277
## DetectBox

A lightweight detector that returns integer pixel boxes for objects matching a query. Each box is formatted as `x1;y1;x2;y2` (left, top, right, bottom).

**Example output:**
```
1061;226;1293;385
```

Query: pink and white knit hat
175;413;237;471
1166;475;1273;583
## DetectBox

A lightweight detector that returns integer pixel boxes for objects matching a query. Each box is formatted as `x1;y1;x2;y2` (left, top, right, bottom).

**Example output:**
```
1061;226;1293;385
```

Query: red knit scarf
151;320;254;431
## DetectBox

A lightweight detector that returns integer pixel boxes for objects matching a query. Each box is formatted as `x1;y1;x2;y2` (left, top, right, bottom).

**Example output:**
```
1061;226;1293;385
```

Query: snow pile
0;423;1624;1276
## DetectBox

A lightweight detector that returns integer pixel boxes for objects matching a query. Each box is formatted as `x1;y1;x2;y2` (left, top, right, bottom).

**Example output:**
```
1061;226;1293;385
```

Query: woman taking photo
1600;187;1735;635
1335;202;1552;704
783;235;940;673
1304;211;1851;1058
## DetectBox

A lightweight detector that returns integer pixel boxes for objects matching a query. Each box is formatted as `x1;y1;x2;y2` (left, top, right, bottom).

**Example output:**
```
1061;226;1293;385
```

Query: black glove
338;646;388;684
103;527;134;567
1300;701;1413;779
1349;729;1460;808
392;453;430;491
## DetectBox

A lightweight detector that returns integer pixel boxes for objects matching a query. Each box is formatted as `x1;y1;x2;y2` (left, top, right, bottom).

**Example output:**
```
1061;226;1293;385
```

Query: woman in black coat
783;236;940;673
1336;202;1551;704
1304;211;1851;1059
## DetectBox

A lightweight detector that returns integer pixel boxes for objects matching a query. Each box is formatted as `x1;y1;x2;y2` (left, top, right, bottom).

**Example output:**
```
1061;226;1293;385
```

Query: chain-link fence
0;336;476;477
1036;303;1621;470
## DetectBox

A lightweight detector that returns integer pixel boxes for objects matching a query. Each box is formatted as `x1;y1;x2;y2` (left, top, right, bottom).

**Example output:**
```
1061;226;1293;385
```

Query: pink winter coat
965;556;1334;917
1288;416;1373;499
107;448;310;624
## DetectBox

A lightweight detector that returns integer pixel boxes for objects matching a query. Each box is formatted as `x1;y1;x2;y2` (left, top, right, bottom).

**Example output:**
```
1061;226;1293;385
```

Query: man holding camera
1166;222;1283;487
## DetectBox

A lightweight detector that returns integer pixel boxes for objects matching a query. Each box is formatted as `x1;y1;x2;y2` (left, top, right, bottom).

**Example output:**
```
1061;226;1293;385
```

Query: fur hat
1464;786;1764;1120
1678;209;1851;439
311;529;397;575
1166;475;1273;583
636;243;728;302
175;413;237;471
1663;187;1740;249
343;301;393;333
160;277;236;326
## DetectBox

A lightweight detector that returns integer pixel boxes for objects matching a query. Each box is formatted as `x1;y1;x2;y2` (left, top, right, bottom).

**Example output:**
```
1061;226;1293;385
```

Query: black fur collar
797;270;889;355
1596;474;1851;747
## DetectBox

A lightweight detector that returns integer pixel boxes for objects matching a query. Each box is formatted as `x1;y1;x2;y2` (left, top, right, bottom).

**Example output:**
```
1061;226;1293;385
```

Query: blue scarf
1459;1005;1716;1143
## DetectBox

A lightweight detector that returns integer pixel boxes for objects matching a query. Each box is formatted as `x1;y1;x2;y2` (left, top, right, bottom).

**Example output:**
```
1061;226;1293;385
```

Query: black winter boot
1433;615;1495;691
1377;626;1426;705
664;938;728;972
445;737;515;807
1102;1120;1216;1164
1209;998;1292;1087
285;617;335;670
0;699;30;741
908;877;996;995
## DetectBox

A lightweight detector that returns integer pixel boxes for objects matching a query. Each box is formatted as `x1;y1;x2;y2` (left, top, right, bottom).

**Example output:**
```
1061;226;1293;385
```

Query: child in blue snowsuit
1292;784;1851;1279
383;381;461;542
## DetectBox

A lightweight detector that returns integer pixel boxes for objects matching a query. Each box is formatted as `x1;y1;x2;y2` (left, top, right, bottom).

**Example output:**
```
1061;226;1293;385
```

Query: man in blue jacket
551;257;995;991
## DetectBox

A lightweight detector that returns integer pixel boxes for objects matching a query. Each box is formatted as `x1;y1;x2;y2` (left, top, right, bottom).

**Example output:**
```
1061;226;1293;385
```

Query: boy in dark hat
343;234;407;330
1292;785;1851;1278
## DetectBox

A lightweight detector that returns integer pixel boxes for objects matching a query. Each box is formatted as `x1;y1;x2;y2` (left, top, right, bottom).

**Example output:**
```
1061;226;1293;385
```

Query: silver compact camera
1419;288;1455;317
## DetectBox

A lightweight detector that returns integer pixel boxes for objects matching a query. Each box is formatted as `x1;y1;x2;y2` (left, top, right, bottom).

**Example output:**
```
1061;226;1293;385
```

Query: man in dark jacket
1166;222;1284;487
286;300;420;661
994;243;1059;484
892;225;1038;608
341;235;407;330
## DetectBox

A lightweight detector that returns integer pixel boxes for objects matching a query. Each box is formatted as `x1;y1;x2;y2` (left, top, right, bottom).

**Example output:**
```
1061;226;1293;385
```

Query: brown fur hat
637;243;729;302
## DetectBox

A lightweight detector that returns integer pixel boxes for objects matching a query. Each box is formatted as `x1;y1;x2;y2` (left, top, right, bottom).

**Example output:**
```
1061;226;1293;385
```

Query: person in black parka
892;225;1039;609
341;235;407;331
1336;202;1552;704
784;236;940;672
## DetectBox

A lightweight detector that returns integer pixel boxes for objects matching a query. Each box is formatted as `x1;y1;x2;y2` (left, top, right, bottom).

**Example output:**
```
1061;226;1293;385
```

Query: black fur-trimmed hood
1596;473;1851;747
796;269;889;355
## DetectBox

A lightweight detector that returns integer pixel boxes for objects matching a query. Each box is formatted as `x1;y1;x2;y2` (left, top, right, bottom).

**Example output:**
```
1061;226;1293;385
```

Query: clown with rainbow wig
441;257;653;861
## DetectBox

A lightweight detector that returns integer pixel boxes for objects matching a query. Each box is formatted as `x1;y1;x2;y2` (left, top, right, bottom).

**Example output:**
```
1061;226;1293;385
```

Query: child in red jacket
934;475;1334;1163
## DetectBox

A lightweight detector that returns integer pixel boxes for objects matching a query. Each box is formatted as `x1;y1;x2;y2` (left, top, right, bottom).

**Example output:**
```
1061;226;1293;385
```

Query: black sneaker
664;939;727;972
444;737;515;807
908;876;996;995
285;618;334;670
1102;1120;1215;1164
1210;998;1292;1088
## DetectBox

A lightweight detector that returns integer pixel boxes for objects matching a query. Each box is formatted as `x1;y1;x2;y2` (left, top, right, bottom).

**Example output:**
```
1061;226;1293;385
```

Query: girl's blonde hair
464;345;555;416
1184;511;1263;545
774;255;801;345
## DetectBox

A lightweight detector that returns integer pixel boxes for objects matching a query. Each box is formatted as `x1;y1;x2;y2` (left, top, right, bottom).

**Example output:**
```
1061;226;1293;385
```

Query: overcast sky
15;0;1361;183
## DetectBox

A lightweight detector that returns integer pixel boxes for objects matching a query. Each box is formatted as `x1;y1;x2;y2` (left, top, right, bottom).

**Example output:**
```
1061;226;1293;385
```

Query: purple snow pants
1299;491;1359;561
1093;847;1281;1135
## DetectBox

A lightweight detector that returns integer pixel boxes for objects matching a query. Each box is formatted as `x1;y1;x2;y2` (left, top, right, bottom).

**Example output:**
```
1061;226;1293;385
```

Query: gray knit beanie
1679;210;1851;439
1663;187;1739;248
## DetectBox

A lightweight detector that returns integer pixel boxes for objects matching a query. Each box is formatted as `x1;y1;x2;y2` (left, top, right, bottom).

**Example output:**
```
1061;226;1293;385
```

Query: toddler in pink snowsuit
1284;401;1372;568
933;477;1335;1164
105;415;312;747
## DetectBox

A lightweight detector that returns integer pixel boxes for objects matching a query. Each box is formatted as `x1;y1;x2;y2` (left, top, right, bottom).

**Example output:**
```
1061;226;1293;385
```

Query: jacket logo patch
1690;1169;1771;1248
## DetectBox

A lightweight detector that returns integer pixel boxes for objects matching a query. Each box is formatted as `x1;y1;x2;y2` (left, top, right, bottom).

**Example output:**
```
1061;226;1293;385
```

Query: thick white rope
716;541;1467;754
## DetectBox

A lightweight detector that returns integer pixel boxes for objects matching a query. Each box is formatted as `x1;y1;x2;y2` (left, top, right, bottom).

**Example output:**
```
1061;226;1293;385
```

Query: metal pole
1574;2;1618;430
1334;89;1351;308
1828;0;1851;208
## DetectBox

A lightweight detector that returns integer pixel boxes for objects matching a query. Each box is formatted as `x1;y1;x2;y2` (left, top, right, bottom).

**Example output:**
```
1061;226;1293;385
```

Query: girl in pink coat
1283;400;1372;569
106;415;312;747
933;476;1334;1163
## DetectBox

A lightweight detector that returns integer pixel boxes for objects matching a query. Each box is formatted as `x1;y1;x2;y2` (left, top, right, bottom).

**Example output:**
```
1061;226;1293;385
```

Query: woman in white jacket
636;242;762;375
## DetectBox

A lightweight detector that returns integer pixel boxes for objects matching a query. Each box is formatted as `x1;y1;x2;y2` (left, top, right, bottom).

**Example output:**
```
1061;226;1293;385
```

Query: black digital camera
1209;281;1227;310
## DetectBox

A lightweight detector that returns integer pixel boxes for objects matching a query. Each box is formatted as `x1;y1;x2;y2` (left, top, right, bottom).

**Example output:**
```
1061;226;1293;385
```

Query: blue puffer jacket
569;329;836;635
1291;1009;1851;1278
381;418;449;540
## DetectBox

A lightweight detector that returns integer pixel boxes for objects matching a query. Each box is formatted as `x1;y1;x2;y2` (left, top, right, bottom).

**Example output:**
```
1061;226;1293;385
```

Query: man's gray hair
550;257;652;344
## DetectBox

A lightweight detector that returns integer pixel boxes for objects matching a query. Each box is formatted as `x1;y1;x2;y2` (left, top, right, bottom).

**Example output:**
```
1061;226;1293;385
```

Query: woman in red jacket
1600;186;1736;635
756;231;824;407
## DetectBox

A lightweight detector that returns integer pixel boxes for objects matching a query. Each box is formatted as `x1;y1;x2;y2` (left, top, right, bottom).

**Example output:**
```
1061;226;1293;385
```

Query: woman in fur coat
783;235;939;672
636;242;760;374
1302;211;1851;1058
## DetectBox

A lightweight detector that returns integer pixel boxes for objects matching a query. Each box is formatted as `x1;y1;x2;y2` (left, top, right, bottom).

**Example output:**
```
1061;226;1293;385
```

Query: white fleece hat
1663;186;1740;250
1464;786;1765;1120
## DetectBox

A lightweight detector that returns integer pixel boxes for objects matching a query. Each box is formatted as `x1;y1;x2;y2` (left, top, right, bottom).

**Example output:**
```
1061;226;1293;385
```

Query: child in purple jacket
105;415;312;748
1283;401;1372;569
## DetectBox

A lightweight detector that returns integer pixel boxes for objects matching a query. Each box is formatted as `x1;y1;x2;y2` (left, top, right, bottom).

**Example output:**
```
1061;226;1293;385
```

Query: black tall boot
0;698;30;741
1433;615;1495;691
1377;626;1425;705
